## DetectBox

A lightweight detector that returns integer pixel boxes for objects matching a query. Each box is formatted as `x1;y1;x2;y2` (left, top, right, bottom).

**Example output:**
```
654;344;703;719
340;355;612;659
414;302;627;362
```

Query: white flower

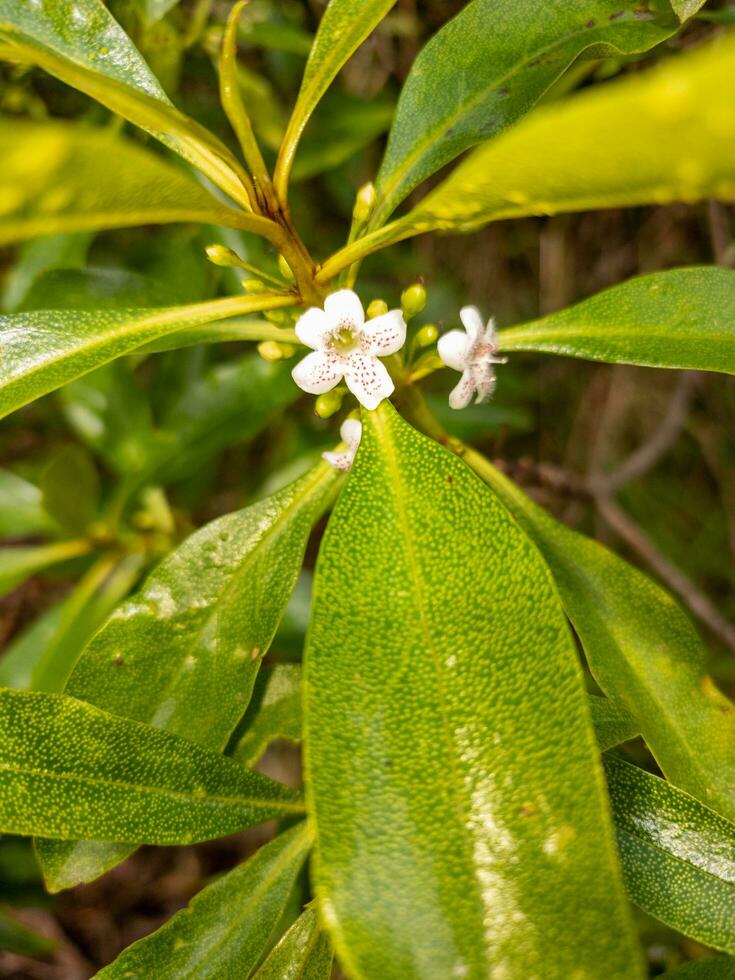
322;418;362;471
291;289;406;411
437;306;506;410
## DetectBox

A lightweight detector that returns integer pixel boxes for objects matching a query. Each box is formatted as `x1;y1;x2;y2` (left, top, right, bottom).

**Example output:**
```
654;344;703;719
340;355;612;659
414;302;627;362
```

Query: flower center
331;322;359;354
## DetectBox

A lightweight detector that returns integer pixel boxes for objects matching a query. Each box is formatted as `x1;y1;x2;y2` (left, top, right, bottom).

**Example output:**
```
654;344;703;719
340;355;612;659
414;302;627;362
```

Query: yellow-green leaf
253;906;333;980
305;402;642;979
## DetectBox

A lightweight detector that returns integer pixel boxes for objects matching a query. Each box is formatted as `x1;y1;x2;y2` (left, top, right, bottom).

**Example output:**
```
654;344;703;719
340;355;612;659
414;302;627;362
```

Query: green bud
258;341;285;362
401;283;427;319
205;244;242;267
264;309;291;325
366;298;388;319
242;278;267;293
415;323;439;348
315;389;344;419
278;254;296;283
353;182;376;222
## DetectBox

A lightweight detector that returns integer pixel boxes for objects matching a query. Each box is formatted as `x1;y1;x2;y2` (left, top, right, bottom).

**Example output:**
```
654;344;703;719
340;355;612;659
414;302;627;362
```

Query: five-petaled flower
323;418;362;471
291;289;406;410
437;306;506;410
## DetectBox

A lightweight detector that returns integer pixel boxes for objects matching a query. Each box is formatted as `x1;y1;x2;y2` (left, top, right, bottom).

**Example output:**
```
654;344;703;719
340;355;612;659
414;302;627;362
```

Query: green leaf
1;232;91;312
231;664;303;767
671;0;708;20
0;603;66;690
97;823;311;979
410;32;735;232
274;0;394;196
253;906;333;980
662;957;735;978
306;402;642;979
37;464;336;890
0;120;257;245
589;696;639;752
0;0;251;206
607;755;735;955
467;455;735;824
498;267;735;374
0;688;302;843
0;539;92;600
41;446;100;535
0;908;54;957
0;293;297;420
373;0;682;223
0;469;55;537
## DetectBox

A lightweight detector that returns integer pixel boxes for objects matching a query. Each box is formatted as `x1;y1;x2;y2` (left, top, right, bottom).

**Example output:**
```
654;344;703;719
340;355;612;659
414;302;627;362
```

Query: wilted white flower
291;289;406;411
323;418;362;471
437;306;506;410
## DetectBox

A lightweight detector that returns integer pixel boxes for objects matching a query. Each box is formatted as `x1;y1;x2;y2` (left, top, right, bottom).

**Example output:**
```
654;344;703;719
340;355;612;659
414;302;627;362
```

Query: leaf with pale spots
36;463;337;891
607;755;735;955
0;689;301;845
305;401;642;979
96;823;311;979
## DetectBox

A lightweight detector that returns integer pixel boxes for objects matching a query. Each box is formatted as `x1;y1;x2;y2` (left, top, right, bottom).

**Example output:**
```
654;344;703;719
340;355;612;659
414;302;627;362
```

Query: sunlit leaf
498;267;735;374
0;688;302;843
306;402;642;978
97;823;311;979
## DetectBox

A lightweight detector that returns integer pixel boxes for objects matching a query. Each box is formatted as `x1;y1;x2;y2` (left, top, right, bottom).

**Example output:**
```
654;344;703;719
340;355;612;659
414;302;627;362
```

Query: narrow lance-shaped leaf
498;267;735;375
466;453;735;823
0;0;251;206
231;664;303;767
275;0;395;197
373;0;684;224
0;909;54;958
607;754;735;956
0;689;302;843
253;906;333;980
0;121;265;246
321;32;735;276
97;823;311;979
589;696;639;753
37;463;337;890
0;539;92;601
306;402;642;979
0;293;297;421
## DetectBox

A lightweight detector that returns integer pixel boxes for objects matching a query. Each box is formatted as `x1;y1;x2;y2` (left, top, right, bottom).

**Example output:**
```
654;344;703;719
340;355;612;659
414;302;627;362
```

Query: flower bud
258;341;285;362
242;278;267;293
352;182;376;222
366;298;388;319
315;389;344;419
415;323;439;348
278;254;296;283
205;244;242;267
264;309;291;325
401;283;427;319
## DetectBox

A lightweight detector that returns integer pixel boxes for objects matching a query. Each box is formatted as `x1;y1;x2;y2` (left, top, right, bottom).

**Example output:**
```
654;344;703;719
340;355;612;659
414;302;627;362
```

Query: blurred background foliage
0;0;734;975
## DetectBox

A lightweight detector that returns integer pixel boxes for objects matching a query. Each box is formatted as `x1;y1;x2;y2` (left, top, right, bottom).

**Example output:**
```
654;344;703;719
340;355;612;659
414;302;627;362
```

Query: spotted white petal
438;329;470;372
295;307;333;350
344;353;394;411
448;369;476;410
340;417;362;451
324;288;364;328
459;305;485;344
473;365;497;405
291;350;343;395
482;316;498;347
322;449;355;471
362;309;407;356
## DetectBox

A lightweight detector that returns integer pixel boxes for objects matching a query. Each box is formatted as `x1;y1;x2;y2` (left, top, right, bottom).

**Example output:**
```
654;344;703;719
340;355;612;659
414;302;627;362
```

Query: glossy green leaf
589;696;639;752
97;823;311;979
0;0;251;206
468;455;735;823
0;120;259;245
607;755;735;955
0;908;54;957
0;293;297;420
0;688;302;843
275;0;394;196
38;464;336;890
253;906;333;980
0;539;92;600
373;0;682;223
231;664;303;767
306;402;641;979
498;267;735;374
41;446;100;535
0;469;55;537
